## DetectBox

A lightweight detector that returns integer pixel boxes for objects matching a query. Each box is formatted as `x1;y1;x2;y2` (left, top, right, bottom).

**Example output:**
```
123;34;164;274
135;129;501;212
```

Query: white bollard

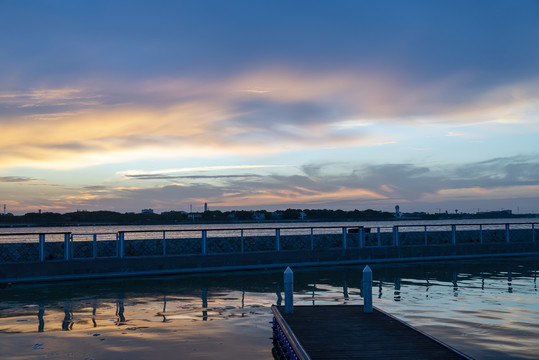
284;267;294;314
363;265;373;313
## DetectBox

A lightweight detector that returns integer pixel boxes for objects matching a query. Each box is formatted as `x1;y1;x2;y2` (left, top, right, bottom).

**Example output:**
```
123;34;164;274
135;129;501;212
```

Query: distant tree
282;208;301;219
232;210;253;220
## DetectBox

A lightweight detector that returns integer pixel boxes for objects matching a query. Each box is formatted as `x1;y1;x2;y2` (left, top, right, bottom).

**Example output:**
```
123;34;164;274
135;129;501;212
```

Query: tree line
0;208;399;226
0;207;532;227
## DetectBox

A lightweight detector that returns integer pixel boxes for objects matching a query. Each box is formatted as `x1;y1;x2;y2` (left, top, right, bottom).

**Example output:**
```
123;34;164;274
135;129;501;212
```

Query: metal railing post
64;233;70;260
393;226;399;247
506;224;510;243
452;225;456;245
241;229;244;253
39;234;45;262
360;227;365;248
163;231;166;256
479;225;483;244
93;234;97;258
119;232;125;258
71;234;75;259
310;228;314;250
533;224;536;243
202;230;207;255
377;227;381;247
276;229;280;251
424;226;428;246
342;227;347;249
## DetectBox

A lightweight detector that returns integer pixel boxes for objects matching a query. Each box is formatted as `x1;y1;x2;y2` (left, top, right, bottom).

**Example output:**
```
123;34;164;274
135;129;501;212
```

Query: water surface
1;257;538;359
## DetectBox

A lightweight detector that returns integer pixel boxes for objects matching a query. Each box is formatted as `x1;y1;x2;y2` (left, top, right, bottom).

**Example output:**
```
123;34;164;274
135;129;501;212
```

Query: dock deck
272;305;471;360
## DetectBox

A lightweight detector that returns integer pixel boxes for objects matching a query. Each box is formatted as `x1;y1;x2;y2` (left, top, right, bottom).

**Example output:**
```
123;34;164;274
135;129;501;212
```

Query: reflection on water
0;257;538;359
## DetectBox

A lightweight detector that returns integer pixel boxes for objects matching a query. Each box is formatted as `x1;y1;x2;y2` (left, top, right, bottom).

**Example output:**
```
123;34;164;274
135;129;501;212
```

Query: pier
272;305;471;360
271;266;472;360
1;221;538;283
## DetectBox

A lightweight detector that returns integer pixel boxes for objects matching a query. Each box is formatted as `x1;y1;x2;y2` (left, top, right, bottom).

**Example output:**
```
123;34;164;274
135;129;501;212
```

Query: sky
1;0;538;215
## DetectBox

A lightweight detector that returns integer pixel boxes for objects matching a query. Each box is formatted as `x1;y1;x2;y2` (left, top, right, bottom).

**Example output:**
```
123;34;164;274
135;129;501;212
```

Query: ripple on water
1;257;539;359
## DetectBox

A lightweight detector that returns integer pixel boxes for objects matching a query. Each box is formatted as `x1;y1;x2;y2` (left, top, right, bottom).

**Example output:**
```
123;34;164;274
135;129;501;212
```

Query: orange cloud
1;67;537;172
210;186;387;208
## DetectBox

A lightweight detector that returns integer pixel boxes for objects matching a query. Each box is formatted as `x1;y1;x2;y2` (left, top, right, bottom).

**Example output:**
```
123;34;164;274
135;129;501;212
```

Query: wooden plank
273;305;471;360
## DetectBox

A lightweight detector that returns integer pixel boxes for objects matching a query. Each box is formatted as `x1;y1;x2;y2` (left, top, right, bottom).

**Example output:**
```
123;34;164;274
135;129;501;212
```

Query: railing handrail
0;221;538;237
118;225;365;234
0;231;72;237
72;232;117;236
389;222;539;228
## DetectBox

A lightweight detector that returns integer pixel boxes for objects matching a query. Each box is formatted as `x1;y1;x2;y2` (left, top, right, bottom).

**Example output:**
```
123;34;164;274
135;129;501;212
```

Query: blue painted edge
271;305;311;360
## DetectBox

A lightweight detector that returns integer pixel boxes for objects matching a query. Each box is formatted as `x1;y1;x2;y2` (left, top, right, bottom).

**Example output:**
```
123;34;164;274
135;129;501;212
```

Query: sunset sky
1;0;538;215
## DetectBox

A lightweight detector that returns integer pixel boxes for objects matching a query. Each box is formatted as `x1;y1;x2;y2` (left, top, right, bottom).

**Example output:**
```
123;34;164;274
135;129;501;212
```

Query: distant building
204;203;208;212
189;213;202;221
141;208;154;214
394;205;402;218
253;212;266;221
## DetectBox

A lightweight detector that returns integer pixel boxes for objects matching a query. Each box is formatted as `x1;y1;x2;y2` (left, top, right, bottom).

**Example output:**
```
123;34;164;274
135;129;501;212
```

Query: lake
0;255;537;359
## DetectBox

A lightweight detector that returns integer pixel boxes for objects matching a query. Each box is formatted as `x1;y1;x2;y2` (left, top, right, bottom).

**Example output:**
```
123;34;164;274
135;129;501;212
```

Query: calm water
1;257;538;359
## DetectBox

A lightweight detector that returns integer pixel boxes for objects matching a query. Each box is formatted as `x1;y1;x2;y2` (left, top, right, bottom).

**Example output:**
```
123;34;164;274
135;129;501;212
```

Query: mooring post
284;266;294;314
363;265;373;313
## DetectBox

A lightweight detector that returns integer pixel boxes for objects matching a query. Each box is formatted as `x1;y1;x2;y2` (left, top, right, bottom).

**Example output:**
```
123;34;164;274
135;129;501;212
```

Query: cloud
433;185;539;201
0;89;101;110
0;176;38;183
1;1;539;213
1;67;536;172
110;155;539;206
5;1;538;83
3;154;537;214
120;165;289;177
126;174;262;180
446;131;466;137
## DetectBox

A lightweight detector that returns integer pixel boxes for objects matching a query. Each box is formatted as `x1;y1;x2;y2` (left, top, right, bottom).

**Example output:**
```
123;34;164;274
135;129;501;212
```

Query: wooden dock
272;305;472;360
